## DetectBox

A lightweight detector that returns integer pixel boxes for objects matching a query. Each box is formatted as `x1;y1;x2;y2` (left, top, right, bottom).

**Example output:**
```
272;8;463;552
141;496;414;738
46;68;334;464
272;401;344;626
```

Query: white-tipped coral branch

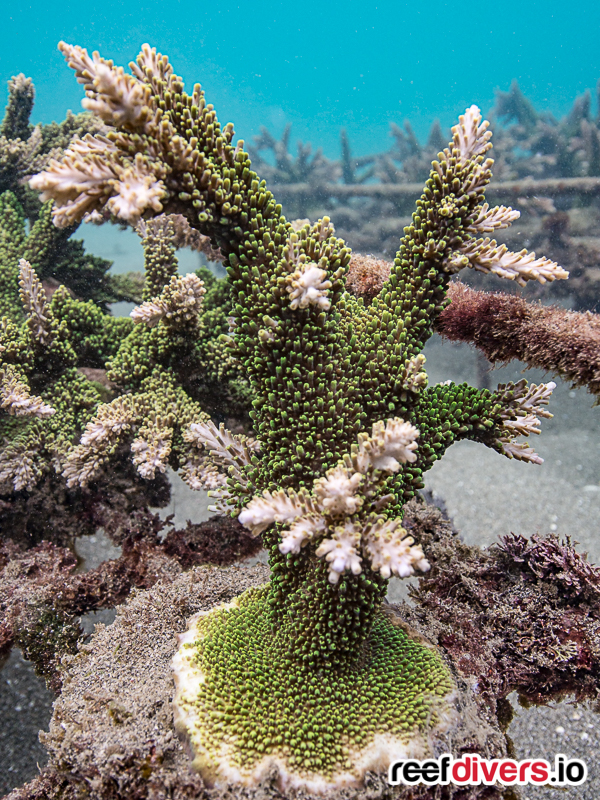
448;238;569;287
238;416;428;583
499;440;545;465
105;157;166;222
510;380;555;418
452;105;493;162
467;203;520;233
29;42;170;227
58;42;153;131
0;367;54;418
180;454;228;492
238;488;316;537
356;418;419;472
0;439;40;492
131;422;172;479
400;354;428;395
282;226;335;311
29;136;121;227
495;380;556;464
286;262;332;310
364;519;429;579
63;396;137;487
316;523;362;584
182;419;259;492
18;260;51;345
130;273;205;328
129;44;177;95
313;466;363;516
279;514;328;555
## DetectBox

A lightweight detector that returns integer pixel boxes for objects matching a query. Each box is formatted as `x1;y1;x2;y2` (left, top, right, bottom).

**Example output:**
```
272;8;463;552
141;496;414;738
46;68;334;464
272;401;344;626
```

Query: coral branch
62;396;137;487
18;259;51;343
466;202;520;233
0;366;54;418
447;237;569;286
130;273;205;328
239;417;426;584
58;42;153;131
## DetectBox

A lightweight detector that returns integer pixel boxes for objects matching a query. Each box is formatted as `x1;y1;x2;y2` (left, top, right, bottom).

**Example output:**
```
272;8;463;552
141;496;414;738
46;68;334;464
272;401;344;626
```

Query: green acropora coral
0;67;248;517
0;212;245;536
31;42;568;791
0;259;104;493
0;73;143;316
60;215;249;490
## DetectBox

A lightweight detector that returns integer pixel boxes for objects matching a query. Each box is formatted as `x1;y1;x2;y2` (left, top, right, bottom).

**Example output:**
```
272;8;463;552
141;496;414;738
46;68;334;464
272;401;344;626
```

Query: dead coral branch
438;282;600;396
0;515;260;691
400;500;600;710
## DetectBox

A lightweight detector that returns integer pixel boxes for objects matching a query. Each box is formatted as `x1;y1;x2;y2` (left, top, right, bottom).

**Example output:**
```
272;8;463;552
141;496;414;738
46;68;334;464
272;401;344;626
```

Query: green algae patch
173;583;455;792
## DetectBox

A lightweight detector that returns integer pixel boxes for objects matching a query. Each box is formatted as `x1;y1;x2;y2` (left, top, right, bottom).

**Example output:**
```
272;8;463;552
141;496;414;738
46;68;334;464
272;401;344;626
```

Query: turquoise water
2;0;599;157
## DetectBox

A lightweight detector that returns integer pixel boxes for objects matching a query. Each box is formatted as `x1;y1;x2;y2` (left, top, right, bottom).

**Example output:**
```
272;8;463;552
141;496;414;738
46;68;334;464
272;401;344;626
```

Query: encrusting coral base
173;585;455;792
30;554;506;800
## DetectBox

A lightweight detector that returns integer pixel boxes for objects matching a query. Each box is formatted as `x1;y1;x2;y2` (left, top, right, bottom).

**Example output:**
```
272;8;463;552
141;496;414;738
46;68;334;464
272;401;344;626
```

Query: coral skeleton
32;43;570;792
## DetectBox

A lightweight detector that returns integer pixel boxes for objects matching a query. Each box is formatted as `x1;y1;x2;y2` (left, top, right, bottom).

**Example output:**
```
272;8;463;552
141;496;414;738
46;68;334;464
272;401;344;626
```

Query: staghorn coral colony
26;42;575;793
0;68;256;544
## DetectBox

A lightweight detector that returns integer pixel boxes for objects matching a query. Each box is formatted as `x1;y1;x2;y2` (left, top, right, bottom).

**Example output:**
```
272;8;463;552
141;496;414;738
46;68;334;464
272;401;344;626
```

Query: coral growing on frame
26;41;577;792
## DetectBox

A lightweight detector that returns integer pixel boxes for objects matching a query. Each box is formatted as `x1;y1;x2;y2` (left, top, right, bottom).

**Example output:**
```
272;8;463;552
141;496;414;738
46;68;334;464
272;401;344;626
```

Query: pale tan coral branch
130;273;205;328
58;42;153;131
63;397;138;487
452;105;493;162
182;419;260;506
446;238;569;286
0;367;55;418
0;440;40;492
18;259;52;344
466;203;520;233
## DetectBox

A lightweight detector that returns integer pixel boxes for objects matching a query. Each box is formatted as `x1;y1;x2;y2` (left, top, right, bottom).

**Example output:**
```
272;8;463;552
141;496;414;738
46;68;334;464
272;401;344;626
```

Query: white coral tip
500;440;544;465
453;105;492;161
362;418;420;473
313;466;363;516
106;171;165;222
239;489;306;536
315;524;362;583
286;262;331;311
279;514;327;555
